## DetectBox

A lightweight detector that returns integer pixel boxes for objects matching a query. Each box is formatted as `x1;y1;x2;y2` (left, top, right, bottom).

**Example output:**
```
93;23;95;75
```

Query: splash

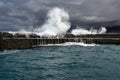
34;7;70;37
8;7;107;38
71;27;107;35
98;27;107;34
9;30;33;35
40;42;98;47
8;29;34;37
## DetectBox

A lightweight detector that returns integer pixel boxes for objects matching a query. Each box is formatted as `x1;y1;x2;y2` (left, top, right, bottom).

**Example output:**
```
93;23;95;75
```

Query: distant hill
70;20;120;33
106;25;120;33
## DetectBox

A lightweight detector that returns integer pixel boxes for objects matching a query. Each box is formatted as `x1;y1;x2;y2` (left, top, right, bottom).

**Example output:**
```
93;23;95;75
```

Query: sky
0;0;120;31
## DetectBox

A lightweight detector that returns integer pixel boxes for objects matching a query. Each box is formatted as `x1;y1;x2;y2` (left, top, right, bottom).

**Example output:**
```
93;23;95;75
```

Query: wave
8;7;107;38
0;50;20;55
40;42;98;47
71;27;107;35
34;7;70;37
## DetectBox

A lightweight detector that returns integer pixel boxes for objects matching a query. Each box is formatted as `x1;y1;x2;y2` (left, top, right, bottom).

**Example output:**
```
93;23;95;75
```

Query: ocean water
0;43;120;80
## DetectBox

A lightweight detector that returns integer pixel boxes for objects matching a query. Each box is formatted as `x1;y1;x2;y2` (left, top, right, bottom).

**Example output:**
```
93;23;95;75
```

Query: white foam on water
0;50;20;55
40;42;98;47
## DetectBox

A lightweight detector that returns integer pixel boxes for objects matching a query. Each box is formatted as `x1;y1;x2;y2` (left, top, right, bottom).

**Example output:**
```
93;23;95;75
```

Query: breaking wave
40;42;98;47
8;7;107;37
34;7;70;37
0;50;20;55
71;27;107;35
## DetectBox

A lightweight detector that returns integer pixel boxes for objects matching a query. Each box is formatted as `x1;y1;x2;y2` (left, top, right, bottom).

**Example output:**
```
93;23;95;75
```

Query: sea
0;43;120;80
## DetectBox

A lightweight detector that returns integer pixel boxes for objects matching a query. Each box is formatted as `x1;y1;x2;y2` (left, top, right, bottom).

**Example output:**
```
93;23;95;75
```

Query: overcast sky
0;0;120;31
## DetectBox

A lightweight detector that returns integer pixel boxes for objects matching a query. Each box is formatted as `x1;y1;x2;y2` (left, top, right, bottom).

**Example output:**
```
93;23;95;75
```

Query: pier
0;32;120;50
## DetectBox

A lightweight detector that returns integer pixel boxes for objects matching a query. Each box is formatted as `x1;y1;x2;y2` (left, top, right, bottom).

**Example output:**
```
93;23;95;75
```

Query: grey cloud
82;16;105;21
0;0;120;31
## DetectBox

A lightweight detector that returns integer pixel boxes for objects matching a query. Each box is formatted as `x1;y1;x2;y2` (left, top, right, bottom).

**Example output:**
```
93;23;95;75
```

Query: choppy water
0;44;120;80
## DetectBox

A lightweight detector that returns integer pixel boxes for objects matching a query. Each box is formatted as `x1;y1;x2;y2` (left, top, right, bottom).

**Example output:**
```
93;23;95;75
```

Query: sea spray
71;27;107;35
34;7;70;37
98;27;107;34
8;30;34;37
8;7;107;38
40;42;98;47
9;30;33;35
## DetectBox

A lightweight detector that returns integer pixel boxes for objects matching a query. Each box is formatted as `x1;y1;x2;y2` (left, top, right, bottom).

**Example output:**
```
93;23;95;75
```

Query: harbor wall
0;32;120;50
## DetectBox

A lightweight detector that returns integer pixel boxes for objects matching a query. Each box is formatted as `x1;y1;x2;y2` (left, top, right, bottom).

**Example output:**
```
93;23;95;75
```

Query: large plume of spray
34;7;70;37
8;7;107;38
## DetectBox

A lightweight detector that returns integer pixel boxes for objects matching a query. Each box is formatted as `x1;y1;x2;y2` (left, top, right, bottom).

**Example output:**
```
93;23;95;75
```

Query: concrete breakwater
0;32;120;50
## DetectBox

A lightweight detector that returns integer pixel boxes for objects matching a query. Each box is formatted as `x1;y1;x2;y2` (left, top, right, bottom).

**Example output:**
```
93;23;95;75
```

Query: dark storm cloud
0;0;120;31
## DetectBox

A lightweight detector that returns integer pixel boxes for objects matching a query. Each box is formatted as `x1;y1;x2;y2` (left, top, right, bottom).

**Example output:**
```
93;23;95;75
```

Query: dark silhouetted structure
0;32;120;50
